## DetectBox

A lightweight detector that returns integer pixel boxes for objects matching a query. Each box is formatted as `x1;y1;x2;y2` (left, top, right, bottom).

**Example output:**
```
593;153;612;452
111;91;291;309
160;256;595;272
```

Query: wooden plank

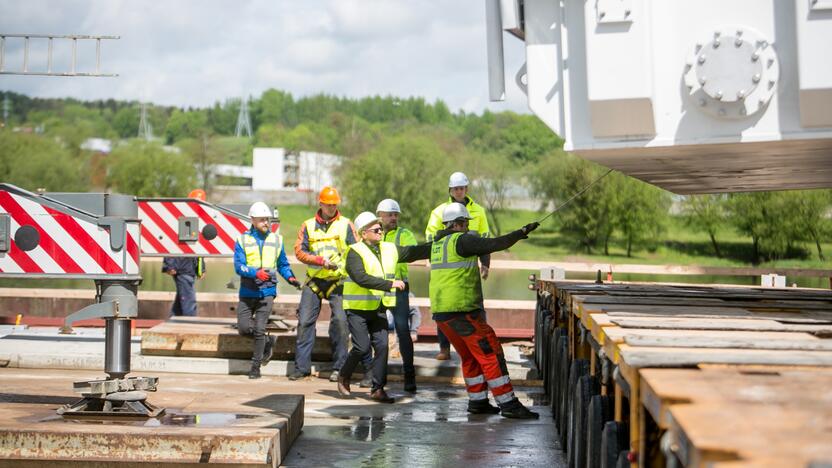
578;302;832;324
617;344;832;368
624;330;832;351
610;316;832;333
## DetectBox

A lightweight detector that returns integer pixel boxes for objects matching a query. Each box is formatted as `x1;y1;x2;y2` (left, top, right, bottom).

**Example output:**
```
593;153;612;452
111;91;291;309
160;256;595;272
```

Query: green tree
107;140;195;196
0;132;85;191
112;105;140;138
339;131;455;231
164;109;209;143
615;177;671;257
781;189;832;261
681;194;727;258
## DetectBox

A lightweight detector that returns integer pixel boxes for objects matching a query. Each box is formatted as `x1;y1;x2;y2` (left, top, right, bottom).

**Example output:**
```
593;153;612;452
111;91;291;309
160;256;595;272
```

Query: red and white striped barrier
0;185;140;278
137;199;249;257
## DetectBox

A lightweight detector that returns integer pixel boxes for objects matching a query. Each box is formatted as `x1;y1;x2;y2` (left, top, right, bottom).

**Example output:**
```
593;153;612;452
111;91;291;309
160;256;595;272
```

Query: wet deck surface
284;382;564;467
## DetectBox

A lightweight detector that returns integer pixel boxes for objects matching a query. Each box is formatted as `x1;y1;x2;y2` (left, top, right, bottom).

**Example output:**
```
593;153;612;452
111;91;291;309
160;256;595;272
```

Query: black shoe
369;389;394;404
248;365;261;379
261;336;275;366
288;370;311;381
467;399;500;414
404;373;417;393
500;401;539;419
359;374;373;388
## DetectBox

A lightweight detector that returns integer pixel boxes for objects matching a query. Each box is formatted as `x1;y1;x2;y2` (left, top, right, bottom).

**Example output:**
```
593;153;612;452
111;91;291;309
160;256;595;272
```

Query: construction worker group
232;171;540;419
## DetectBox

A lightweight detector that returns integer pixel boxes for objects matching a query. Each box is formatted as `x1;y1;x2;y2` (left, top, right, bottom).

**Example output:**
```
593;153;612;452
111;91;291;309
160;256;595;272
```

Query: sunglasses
366;228;383;234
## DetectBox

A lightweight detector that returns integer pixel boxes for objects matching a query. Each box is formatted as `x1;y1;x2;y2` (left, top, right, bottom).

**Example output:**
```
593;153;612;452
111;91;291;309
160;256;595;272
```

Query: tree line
0;89;829;265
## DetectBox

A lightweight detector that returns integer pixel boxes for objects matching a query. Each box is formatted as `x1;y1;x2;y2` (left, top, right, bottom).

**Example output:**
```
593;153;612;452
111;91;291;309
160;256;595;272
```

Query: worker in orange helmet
291;186;366;382
188;189;207;201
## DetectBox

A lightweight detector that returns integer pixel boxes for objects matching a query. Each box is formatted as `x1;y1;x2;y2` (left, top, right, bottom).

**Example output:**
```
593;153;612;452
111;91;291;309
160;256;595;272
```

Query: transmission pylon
0;34;119;77
235;98;252;138
138;103;153;140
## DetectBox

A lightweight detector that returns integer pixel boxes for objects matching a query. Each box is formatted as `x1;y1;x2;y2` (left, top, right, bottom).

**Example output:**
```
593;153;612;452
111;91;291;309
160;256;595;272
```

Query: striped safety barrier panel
0;185;140;278
137;199;250;257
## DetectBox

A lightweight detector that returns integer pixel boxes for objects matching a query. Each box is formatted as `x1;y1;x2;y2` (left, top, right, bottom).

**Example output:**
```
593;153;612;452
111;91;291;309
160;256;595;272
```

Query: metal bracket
810;0;832;11
515;62;528;95
98;216;126;251
178;216;199;242
73;376;158;398
596;0;633;24
0;213;9;252
61;300;127;332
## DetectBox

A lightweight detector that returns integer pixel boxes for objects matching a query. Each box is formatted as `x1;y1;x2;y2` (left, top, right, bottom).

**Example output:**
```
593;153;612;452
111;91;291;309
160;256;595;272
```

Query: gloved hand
288;277;301;289
521;222;540;236
255;269;271;282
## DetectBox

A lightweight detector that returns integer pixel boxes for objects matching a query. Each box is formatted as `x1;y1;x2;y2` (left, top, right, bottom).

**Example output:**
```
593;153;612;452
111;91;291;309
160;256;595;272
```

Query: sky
0;0;529;114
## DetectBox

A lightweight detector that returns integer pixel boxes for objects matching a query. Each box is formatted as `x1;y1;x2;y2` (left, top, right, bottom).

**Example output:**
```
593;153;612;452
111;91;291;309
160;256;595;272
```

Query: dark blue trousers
171;274;197;316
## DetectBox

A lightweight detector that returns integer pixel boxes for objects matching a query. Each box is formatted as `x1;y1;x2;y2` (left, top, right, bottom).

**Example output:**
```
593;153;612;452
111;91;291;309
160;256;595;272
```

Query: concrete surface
0;368;304;467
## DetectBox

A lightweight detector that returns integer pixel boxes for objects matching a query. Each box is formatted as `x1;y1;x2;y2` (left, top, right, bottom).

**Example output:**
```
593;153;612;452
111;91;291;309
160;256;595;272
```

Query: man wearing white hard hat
376;198;419;392
425;171;492;361
430;203;540;419
234;202;300;379
336;211;431;403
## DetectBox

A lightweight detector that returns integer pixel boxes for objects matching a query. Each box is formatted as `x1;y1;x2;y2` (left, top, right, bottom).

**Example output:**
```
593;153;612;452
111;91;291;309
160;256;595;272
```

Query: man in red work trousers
429;203;540;419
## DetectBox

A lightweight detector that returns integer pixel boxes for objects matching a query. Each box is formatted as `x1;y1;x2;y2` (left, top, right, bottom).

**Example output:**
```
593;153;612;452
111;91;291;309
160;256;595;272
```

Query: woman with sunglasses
336;211;431;403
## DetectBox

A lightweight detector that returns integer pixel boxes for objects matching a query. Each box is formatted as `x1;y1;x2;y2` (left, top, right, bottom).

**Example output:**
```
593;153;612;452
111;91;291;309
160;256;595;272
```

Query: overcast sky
0;0;529;114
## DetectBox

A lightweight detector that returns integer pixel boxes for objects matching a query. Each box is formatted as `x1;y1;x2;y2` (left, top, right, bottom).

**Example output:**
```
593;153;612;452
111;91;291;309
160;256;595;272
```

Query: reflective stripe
494;391;516;404
464;375;485;386
487;375;511;388
430;260;478;270
342;294;378;301
467;390;488;400
394;229;403;245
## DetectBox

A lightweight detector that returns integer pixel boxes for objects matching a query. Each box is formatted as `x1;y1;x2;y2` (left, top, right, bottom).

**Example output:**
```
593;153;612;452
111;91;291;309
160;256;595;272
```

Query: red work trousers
436;311;516;406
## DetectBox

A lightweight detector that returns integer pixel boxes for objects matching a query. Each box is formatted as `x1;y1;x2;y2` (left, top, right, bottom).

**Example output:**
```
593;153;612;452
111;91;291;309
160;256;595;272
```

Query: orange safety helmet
318;186;341;205
188;189;207;201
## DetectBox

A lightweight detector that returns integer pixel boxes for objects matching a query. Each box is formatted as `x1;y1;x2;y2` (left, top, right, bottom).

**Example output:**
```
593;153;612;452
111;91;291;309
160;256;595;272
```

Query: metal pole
71;38;77;75
23;36;29;73
0;36;5;72
96;38;101;75
48;37;53;74
485;0;506;101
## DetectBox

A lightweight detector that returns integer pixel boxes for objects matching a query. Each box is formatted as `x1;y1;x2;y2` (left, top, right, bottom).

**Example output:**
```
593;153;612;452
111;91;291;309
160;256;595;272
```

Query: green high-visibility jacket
425;196;490;242
429;232;482;313
383;227;417;281
343;241;398;311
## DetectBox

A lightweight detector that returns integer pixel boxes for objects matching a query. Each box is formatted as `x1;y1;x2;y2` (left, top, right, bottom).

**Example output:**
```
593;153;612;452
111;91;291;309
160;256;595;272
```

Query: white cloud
0;0;530;114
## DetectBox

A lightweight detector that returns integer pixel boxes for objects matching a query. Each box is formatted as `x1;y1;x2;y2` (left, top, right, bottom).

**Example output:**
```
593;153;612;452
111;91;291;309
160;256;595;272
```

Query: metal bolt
768;58;775;68
752;73;761;83
624;9;631;16
751;52;760;61
737;89;746;99
736;30;744;36
761;41;768;48
698;55;707;64
695;43;703;53
599;11;606;18
716;90;723;100
769;80;776;88
735;38;743;47
713;39;720;48
714;31;721;37
699;76;707;85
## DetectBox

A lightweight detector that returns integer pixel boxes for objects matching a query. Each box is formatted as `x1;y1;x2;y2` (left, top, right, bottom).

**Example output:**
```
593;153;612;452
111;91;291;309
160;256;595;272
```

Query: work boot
329;370;340;382
359;373;373;388
404;372;417;393
261;336;275;366
467;399;500;414
435;348;451;361
337;374;351;396
369;388;395;404
248;365;261;380
288;370;311;381
500;400;539;419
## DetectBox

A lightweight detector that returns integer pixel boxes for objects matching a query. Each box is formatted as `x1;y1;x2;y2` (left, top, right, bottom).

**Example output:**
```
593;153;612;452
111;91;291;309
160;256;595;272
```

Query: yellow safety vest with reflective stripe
304;217;352;281
238;231;282;269
425;196;490;242
383;227;417;281
429;232;482;313
343;241;398;311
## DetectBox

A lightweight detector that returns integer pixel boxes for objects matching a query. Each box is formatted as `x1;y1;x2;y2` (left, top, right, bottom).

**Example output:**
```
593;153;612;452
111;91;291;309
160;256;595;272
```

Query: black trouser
236;296;274;366
340;307;389;391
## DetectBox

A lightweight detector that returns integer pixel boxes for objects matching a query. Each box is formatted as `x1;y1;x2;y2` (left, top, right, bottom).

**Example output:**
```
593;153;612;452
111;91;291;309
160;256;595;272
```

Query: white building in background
212;148;340;205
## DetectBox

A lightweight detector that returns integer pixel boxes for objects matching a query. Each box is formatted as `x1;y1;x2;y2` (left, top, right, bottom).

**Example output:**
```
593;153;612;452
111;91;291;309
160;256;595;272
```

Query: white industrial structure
212;148;339;193
486;0;832;194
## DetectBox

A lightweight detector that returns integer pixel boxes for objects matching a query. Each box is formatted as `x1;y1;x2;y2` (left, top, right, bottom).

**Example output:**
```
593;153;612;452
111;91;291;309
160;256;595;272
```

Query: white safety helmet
354;211;381;232
248;201;272;219
441;203;473;223
448;171;469;188
376;198;401;214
